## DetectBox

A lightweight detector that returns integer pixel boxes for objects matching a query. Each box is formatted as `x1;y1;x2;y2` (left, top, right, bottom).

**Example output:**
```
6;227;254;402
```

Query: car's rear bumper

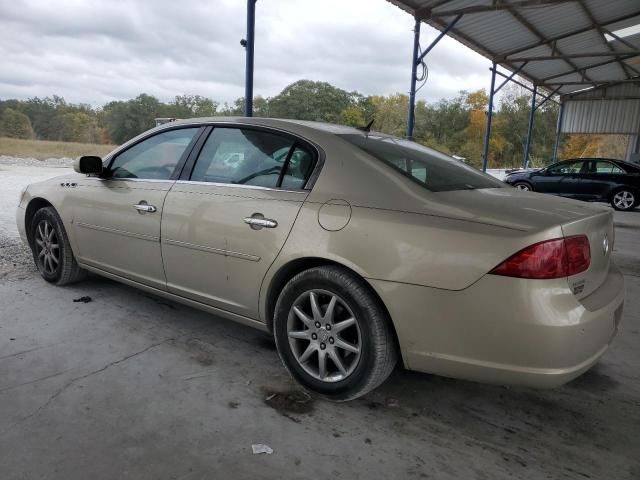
369;263;624;388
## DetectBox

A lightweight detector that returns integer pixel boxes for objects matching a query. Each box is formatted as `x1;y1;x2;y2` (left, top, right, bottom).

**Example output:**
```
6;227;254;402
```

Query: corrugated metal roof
387;0;640;96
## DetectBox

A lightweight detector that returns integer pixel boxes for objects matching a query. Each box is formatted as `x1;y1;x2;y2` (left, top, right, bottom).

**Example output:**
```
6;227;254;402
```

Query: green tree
102;94;160;144
366;94;409;137
268;80;357;122
161;94;219;118
221;96;270;117
0;108;33;139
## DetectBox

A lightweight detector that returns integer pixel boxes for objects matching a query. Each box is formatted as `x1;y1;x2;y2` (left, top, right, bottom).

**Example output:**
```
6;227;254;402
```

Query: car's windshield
338;134;506;192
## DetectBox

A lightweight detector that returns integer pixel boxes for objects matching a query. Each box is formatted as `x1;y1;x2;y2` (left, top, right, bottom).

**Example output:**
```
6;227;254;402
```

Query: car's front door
534;160;586;196
71;127;202;289
161;126;317;319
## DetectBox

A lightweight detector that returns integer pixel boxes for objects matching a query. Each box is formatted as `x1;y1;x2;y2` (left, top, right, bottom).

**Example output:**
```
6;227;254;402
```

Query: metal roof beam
540;53;640;82
493;61;528;93
426;0;575;18
503;50;640;62
577;1;637;79
493;69;560;103
603;28;640;76
415;0;453;20
501;10;640;58
534;86;561;110
417;13;463;62
564;95;640;101
504;6;594;84
544;78;640;86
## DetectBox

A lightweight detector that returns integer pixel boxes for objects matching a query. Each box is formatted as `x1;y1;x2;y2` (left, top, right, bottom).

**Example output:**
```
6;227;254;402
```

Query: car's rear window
339;134;506;192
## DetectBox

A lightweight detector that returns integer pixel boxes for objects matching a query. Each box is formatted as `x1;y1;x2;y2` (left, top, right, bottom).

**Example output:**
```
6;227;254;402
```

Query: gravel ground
1;162;639;480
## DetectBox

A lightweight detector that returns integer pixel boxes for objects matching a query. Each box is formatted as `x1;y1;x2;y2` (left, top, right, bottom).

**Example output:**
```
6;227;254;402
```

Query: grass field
0;137;117;160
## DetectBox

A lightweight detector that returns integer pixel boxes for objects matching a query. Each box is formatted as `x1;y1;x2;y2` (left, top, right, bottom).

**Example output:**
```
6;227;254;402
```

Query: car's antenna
357;119;375;135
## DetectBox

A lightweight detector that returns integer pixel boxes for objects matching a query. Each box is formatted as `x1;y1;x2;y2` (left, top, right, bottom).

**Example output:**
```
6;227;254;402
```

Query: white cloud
0;0;493;106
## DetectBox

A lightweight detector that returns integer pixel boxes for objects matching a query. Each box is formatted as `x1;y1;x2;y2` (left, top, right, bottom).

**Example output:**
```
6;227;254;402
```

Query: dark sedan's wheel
513;181;533;191
611;189;636;211
273;266;397;401
30;207;86;285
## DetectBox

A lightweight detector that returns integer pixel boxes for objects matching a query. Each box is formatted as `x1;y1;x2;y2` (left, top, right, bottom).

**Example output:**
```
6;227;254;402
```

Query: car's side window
109;128;199;180
190;127;315;189
547;161;584;175
593;161;624;174
280;146;315;189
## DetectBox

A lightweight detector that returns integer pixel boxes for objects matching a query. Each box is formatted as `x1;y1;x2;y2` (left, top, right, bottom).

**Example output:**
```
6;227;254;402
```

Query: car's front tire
30;207;86;285
610;188;637;211
273;266;397;401
513;181;533;191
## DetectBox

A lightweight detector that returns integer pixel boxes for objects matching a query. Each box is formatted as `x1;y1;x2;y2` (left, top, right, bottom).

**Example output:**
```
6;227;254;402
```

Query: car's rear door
578;160;627;201
160;125;317;319
71;126;202;290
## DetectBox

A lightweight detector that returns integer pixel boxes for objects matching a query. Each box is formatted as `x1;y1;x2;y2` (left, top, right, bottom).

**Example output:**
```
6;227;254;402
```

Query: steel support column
553;102;564;162
244;0;256;117
523;85;537;169
406;18;421;140
481;63;497;172
406;14;462;140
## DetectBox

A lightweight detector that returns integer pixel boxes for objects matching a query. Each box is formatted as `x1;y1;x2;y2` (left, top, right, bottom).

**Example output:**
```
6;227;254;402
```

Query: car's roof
560;158;640;170
169;116;363;135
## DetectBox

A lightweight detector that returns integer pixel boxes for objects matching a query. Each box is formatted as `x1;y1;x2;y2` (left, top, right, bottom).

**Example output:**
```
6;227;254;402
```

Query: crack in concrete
2;338;174;433
0;367;76;394
0;342;65;361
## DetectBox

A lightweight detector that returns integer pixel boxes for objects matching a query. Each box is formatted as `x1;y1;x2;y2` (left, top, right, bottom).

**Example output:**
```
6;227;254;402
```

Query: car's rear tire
610;188;637;211
513;181;533;191
30;207;86;285
273;266;397;401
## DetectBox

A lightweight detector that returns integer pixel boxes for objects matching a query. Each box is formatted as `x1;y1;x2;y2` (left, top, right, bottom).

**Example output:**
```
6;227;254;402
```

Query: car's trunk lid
428;187;609;233
426;188;613;296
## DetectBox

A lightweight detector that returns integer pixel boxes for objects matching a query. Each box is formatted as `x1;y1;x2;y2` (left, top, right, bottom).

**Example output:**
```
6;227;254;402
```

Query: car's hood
426;187;608;232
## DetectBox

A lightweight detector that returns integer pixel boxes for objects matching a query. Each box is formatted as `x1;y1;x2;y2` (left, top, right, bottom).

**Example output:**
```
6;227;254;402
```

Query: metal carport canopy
387;0;640;95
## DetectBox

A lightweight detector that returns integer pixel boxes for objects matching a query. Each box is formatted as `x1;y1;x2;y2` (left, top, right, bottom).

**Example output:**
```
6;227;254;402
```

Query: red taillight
490;235;590;279
565;235;591;275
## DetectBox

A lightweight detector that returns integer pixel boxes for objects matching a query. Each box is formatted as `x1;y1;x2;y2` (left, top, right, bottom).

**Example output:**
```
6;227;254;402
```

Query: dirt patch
262;388;315;418
0;232;35;281
191;352;215;367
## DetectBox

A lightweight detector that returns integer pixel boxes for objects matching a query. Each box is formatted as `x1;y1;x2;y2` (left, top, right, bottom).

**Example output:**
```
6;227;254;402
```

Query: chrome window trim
102;120;326;190
99;178;176;184
174;180;307;195
80;177;176;184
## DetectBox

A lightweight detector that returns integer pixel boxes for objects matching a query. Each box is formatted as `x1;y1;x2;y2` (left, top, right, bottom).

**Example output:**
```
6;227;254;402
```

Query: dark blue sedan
504;158;640;211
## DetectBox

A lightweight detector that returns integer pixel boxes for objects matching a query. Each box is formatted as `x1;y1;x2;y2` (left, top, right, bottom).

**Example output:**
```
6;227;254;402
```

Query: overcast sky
0;0;493;107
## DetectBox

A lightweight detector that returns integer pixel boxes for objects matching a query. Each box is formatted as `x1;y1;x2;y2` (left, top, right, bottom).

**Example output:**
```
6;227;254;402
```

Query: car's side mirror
74;156;103;175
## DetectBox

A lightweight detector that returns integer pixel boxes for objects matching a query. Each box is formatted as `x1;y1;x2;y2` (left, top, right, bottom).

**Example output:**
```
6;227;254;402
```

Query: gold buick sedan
16;118;625;400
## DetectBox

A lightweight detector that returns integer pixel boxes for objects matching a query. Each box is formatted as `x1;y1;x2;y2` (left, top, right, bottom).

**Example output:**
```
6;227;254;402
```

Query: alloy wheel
287;289;362;382
515;183;531;191
34;220;60;275
613;190;635;210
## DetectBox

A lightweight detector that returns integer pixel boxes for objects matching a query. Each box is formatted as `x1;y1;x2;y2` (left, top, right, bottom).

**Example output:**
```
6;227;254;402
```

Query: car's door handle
134;203;157;214
244;216;278;229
